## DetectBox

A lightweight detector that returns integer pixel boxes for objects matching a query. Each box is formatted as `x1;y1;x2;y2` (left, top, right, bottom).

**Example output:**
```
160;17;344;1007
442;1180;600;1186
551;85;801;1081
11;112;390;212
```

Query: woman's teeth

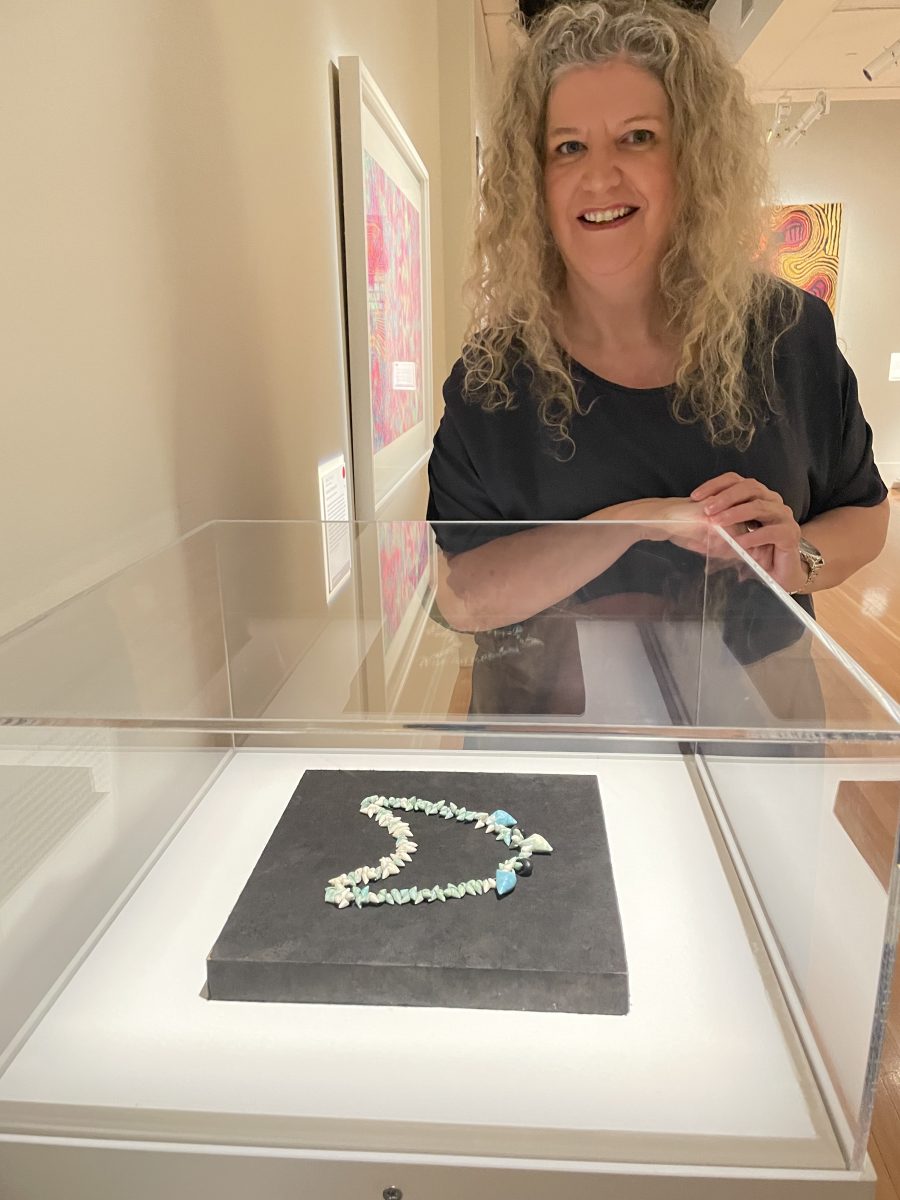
581;206;636;223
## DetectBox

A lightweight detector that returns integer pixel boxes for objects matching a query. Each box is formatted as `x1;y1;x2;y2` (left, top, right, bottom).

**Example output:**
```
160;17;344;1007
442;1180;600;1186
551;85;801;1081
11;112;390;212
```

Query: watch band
790;535;825;594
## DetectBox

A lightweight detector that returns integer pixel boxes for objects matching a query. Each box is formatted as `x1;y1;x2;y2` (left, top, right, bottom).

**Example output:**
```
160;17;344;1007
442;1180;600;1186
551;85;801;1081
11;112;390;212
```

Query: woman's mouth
578;205;639;229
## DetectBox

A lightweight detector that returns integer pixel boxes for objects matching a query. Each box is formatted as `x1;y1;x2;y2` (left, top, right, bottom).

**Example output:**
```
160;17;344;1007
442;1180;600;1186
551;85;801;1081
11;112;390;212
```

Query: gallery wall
1;0;473;638
764;99;900;485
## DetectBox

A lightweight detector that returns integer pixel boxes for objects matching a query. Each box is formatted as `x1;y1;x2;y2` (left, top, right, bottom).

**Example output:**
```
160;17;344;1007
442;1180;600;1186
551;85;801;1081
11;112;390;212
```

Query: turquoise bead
496;869;517;896
488;810;517;827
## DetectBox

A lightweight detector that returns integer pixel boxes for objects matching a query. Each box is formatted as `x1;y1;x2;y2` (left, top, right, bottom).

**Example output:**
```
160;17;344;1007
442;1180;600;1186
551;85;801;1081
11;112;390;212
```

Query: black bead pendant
515;859;533;877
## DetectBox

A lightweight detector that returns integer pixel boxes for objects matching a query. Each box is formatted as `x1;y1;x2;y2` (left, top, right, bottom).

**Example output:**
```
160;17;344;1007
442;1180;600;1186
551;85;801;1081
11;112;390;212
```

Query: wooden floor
814;493;900;1195
815;495;900;707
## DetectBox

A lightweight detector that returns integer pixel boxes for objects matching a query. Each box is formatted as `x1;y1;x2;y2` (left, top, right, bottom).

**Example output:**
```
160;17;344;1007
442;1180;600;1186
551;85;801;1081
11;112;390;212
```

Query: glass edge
1;715;898;744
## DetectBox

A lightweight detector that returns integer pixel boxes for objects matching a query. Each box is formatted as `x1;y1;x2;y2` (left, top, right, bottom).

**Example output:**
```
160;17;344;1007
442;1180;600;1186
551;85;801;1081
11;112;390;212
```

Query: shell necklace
324;794;553;909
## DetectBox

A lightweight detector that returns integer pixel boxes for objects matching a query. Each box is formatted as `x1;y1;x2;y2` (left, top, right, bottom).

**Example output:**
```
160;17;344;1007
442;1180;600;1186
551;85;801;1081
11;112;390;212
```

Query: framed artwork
377;517;433;687
354;475;437;713
337;56;433;520
767;202;843;315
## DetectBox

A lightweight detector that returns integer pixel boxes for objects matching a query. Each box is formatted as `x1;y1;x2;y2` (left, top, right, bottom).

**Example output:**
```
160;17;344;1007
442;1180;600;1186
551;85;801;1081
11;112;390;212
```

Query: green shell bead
520;834;553;854
385;893;395;905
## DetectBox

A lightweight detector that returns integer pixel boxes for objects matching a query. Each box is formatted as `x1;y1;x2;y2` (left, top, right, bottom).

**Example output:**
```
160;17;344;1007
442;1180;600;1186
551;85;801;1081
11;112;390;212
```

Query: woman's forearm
799;500;890;593
434;496;713;631
436;515;641;632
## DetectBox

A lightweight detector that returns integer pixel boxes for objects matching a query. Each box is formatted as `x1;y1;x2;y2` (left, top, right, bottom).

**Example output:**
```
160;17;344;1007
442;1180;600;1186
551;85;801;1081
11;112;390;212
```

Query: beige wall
764;99;900;484
438;1;477;363
1;0;468;636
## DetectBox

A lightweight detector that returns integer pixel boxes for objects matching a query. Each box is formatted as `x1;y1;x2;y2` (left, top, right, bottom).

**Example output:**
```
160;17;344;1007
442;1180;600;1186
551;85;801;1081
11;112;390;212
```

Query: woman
427;0;887;659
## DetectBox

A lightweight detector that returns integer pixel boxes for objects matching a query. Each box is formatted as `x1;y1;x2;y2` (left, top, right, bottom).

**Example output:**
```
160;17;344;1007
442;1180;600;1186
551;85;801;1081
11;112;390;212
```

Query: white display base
0;749;841;1180
0;1136;876;1200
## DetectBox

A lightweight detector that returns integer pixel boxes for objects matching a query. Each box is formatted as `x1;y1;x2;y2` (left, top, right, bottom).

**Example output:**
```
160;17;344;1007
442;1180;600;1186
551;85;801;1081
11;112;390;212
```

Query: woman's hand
691;473;805;591
595;496;708;546
596;496;743;561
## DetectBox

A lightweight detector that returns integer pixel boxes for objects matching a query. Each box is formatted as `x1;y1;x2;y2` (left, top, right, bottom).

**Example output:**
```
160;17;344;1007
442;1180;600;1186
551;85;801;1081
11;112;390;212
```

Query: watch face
798;537;825;568
801;537;830;578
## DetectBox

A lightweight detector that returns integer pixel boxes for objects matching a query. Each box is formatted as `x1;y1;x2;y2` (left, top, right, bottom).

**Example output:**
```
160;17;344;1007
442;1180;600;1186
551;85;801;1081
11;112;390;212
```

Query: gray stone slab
207;770;628;1014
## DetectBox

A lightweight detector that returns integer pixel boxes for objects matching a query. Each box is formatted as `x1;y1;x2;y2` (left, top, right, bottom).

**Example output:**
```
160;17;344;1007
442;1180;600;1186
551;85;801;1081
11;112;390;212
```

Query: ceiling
480;0;524;74
479;0;900;101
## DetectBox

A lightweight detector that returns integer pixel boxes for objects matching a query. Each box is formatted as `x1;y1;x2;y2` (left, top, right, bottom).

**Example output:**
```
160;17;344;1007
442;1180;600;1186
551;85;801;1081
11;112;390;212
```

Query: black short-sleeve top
427;291;886;555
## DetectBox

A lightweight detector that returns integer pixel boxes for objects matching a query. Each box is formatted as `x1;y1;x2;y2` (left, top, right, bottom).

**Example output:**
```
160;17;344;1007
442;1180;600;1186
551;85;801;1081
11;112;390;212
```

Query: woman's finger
690;472;745;501
735;524;799;551
709;499;785;527
702;481;776;516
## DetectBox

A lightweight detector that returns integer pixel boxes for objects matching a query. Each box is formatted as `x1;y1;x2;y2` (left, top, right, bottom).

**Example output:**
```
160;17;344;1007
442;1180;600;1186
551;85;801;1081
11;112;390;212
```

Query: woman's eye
556;139;584;156
625;129;655;145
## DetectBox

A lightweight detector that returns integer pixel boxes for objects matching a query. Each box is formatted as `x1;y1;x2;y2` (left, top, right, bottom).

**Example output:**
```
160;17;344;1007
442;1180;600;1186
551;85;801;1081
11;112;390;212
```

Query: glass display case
0;518;898;1200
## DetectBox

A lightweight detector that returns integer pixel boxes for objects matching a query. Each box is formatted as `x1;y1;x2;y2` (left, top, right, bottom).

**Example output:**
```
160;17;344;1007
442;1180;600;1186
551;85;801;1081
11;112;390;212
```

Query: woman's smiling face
543;58;677;291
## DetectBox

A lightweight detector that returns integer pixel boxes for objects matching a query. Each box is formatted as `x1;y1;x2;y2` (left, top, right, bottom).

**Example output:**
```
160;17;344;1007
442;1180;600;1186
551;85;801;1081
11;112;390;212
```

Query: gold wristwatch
790;535;825;594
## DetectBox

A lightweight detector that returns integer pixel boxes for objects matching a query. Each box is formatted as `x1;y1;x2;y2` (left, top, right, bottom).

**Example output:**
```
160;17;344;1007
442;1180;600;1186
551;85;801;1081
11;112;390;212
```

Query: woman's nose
581;147;622;189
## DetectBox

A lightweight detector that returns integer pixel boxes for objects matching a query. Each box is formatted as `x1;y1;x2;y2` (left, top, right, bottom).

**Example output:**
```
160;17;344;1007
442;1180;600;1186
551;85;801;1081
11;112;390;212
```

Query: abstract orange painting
767;203;843;314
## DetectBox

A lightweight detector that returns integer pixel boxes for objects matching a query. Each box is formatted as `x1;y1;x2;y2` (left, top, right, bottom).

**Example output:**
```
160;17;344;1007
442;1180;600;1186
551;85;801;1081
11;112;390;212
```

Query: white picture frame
337;55;433;521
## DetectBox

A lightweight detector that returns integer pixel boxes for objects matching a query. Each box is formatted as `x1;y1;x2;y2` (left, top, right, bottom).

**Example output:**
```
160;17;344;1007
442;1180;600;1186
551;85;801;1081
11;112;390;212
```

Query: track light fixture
766;93;793;144
779;91;830;150
863;38;900;81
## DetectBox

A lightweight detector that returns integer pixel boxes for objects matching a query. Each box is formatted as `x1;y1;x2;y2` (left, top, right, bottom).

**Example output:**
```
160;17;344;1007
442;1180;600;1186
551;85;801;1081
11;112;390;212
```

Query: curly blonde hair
463;0;800;454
